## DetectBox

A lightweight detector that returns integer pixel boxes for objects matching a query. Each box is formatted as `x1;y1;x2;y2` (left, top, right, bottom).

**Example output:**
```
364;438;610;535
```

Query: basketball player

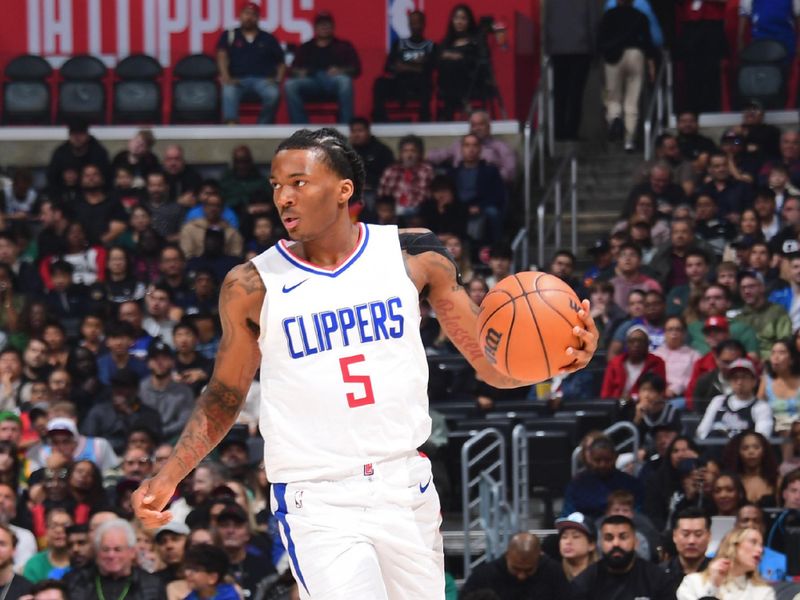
132;128;598;599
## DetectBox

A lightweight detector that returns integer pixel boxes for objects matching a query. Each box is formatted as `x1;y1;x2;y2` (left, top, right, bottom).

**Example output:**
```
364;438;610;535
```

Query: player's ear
338;179;354;206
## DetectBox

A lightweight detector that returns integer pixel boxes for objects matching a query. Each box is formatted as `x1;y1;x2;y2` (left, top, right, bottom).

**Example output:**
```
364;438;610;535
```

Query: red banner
0;0;540;120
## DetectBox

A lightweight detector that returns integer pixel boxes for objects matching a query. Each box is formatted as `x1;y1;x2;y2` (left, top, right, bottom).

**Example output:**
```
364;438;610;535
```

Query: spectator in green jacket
735;271;793;360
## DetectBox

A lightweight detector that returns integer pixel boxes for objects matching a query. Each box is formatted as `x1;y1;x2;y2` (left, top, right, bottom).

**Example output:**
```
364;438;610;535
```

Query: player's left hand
560;299;599;375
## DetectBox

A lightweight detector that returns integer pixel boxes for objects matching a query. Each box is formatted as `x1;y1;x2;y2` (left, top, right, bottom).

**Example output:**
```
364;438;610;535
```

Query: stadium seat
3;54;52;124
58;55;107;124
736;39;787;110
303;92;341;124
521;417;580;445
525;430;573;524
554;409;614;438
114;54;162;124
171;54;219;123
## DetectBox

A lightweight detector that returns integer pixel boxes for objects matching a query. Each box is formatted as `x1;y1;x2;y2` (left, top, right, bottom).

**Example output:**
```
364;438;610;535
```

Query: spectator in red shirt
377;135;434;217
601;325;666;401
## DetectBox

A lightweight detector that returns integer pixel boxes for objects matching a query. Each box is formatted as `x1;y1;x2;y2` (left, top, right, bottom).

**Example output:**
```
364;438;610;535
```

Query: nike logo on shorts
282;279;308;293
419;477;431;494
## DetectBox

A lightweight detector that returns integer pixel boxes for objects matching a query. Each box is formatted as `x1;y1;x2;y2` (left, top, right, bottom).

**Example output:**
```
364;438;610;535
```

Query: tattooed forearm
171;379;245;476
433;297;484;363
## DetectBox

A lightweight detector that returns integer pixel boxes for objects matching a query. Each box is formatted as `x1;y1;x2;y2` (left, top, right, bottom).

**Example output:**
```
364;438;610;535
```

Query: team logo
387;0;424;49
568;298;581;313
484;328;503;364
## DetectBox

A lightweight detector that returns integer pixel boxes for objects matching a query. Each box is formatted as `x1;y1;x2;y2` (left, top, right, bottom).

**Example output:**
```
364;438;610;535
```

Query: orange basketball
477;271;583;383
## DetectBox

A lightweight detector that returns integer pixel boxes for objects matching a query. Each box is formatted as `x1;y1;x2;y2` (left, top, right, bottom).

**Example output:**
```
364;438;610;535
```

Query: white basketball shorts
270;452;445;599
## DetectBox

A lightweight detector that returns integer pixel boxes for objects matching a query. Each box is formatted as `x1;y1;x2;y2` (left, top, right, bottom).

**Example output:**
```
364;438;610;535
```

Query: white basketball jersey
251;223;431;483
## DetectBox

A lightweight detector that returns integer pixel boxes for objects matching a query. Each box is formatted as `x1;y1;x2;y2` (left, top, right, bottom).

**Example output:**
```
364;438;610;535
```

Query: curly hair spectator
721;431;778;508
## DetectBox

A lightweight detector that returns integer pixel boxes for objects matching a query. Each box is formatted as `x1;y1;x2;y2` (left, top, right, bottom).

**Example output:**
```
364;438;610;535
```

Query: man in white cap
27;417;118;473
154;521;189;584
696;357;773;439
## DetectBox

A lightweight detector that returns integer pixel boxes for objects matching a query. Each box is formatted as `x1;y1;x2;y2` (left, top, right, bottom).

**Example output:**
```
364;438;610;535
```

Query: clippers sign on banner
387;0;424;50
0;0;541;119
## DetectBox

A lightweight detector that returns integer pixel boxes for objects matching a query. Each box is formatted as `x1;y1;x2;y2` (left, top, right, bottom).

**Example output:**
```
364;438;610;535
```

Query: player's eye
295;180;307;187
270;182;281;190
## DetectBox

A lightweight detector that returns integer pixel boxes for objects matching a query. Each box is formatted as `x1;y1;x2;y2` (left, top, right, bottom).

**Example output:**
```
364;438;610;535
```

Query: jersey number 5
339;354;375;408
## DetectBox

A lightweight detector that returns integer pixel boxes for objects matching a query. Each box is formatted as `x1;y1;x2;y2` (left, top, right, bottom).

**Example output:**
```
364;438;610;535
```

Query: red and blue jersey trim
276;222;369;277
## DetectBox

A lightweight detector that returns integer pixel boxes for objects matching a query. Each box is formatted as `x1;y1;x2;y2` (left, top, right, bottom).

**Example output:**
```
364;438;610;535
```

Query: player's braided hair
275;128;366;203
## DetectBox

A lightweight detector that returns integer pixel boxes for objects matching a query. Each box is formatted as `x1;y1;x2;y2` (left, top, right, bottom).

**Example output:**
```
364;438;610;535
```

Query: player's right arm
132;262;264;528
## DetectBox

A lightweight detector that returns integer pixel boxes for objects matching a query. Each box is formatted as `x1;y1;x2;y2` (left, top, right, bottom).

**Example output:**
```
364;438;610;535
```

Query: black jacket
461;554;569;600
570;556;673;600
46;137;110;194
598;5;656;63
65;566;166;600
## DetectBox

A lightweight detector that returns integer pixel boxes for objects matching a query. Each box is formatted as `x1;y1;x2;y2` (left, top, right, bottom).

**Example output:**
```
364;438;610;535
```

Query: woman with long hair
101;245;146;305
677;527;774;599
67;460;109;522
436;4;480;120
758;338;800;434
711;472;747;516
721;431;778;508
644;435;702;531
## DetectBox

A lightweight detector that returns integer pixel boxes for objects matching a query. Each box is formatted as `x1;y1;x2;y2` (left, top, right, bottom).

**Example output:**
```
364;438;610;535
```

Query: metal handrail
461;427;507;579
643;51;673;161
518;58;551;271
570;421;641;475
536;154;578;267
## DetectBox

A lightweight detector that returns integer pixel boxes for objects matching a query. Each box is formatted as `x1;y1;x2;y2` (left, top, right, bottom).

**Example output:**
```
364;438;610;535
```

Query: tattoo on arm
170;261;262;478
172;379;245;475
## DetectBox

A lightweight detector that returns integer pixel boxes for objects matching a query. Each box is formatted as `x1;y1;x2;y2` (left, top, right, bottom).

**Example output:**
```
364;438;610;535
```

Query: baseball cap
731;234;756;249
155;521;190;540
47;417;78;437
702;316;729;332
587;239;610;255
216;504;248;524
147;338;173;360
720;129;743;145
783;239;800;257
314;10;334;24
219;425;249;453
625;324;649;340
241;2;260;14
0;411;21;426
728;357;757;376
555;512;596;540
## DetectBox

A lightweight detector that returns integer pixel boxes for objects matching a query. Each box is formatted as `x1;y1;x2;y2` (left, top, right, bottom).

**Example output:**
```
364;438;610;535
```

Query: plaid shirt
377;162;435;215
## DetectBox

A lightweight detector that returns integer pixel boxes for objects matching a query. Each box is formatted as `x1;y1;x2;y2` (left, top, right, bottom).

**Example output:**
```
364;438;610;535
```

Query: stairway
574;143;642;248
530;142;645;267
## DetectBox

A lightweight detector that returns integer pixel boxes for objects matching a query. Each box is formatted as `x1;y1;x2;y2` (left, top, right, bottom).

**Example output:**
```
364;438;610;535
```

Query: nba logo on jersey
387;0;424;49
364;463;374;476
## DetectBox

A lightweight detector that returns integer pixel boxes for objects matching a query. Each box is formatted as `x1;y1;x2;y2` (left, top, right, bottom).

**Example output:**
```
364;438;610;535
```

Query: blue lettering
319;311;338;351
387;297;404;338
355;304;373;343
338;308;356;346
312;313;324;352
297;316;318;356
282;317;304;359
370;301;389;341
